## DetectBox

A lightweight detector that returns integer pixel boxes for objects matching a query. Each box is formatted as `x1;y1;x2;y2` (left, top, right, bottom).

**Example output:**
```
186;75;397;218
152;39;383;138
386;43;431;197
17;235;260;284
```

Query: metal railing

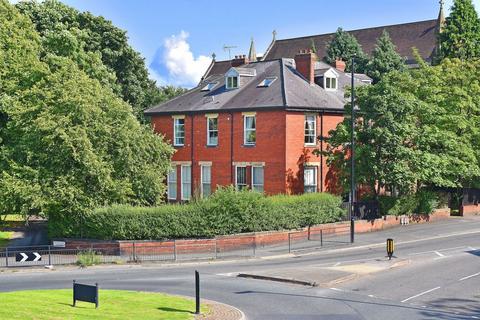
0;225;352;268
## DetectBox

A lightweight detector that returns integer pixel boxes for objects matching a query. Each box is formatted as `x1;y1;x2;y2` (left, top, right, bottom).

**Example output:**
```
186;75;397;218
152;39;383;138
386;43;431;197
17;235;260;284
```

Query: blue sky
28;0;479;87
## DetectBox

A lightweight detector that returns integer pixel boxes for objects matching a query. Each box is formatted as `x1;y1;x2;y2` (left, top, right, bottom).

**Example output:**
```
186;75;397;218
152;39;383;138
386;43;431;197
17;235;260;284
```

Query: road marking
330;287;343;292
401;286;441;303
459;272;480;281
333;262;341;267
408;246;465;256
434;251;445;257
368;294;376;298
468;247;477;251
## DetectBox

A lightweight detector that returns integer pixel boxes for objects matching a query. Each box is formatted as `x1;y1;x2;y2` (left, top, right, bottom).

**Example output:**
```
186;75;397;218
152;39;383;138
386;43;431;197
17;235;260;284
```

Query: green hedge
378;190;440;216
49;186;346;240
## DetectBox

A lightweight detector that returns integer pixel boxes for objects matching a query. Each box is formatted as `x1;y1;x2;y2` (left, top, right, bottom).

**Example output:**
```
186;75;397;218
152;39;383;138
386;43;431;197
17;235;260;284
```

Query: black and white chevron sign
15;252;41;262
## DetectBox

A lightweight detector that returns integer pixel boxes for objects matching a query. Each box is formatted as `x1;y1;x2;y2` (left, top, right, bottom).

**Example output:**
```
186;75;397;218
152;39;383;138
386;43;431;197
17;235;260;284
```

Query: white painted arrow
33;252;41;262
20;253;28;262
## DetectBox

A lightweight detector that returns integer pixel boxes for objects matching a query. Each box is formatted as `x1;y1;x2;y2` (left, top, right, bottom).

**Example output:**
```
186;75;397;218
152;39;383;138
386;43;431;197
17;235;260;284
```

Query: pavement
1;216;480;319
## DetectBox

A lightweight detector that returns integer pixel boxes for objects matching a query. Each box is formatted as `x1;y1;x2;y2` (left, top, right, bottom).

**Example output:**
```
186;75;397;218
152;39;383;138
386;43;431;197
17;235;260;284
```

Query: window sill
206;144;218;148
173;145;184;148
243;144;256;148
304;144;317;147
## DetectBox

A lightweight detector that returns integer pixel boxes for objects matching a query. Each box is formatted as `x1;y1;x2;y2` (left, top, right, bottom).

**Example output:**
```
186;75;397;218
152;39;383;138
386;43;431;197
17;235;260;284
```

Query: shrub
49;188;345;240
377;190;440;216
76;249;101;267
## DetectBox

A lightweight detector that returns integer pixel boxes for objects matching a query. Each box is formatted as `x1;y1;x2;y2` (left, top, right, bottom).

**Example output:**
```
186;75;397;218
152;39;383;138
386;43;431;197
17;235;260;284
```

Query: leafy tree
322;58;480;196
0;0;174;223
325;27;368;72
16;0;185;122
438;0;480;60
365;30;406;83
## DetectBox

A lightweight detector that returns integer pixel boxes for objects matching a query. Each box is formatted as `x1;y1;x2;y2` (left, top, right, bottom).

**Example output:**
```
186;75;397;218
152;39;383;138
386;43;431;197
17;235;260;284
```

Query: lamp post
350;56;356;243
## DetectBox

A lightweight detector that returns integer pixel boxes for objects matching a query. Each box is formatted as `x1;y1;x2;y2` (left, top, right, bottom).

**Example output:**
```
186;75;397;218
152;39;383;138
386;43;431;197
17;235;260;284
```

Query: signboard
73;281;99;308
53;241;66;248
15;252;41;262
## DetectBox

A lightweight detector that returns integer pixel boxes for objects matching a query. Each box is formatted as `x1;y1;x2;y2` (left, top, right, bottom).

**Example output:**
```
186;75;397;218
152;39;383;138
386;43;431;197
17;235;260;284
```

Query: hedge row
49;186;346;240
377;190;445;216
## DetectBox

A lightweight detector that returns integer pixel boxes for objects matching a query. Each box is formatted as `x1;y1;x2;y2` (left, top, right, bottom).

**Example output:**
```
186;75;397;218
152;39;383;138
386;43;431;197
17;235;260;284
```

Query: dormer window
226;76;239;89
325;76;337;90
201;82;218;91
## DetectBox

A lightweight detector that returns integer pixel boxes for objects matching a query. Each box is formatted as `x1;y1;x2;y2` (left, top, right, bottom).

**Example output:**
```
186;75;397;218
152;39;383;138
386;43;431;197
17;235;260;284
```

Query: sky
16;0;480;88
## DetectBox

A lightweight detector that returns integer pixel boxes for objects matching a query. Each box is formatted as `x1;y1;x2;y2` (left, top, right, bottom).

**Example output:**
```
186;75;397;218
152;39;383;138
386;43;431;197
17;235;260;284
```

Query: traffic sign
15;252;42;262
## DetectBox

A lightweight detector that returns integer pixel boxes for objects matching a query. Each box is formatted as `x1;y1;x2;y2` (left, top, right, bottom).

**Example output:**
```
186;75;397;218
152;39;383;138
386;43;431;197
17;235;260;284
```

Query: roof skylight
201;82;218;91
257;77;277;87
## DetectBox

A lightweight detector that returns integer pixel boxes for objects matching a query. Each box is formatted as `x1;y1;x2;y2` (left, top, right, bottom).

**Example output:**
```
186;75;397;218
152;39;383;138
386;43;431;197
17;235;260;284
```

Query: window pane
304;115;316;144
207;118;218;145
252;167;264;192
181;165;191;200
201;166;211;183
202;184;211;197
236;167;247;190
245;116;256;144
233;76;238;88
246;116;255;129
304;167;317;193
167;169;177;200
174;118;185;145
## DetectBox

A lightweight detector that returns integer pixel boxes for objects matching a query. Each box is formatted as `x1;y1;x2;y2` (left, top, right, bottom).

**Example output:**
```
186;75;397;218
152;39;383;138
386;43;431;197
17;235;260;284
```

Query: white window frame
243;115;256;145
206;116;218;146
167;167;177;200
304;166;318;193
325;76;338;90
173;118;185;146
235;166;248;191
251;165;264;193
304;114;317;146
226;76;239;89
200;164;212;198
181;164;191;201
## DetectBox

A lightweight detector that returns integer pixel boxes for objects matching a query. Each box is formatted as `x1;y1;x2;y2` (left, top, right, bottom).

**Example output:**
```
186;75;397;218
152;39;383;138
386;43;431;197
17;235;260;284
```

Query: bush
377;190;440;216
76;249;101;267
49;187;346;240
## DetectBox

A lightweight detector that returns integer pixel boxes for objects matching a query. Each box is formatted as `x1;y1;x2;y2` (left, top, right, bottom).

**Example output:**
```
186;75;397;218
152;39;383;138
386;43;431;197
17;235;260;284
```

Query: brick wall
460;204;480;216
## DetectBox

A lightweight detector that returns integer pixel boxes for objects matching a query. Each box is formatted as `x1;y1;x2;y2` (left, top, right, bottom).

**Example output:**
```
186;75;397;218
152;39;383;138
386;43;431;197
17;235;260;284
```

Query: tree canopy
16;0;186;122
325;28;368;72
438;0;480;61
365;30;406;83
0;0;174;223
323;58;480;196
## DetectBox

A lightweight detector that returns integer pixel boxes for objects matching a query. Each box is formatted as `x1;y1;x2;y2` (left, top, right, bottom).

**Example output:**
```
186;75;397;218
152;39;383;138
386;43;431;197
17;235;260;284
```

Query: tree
0;0;174;224
365;30;406;83
325;28;368;72
438;0;480;60
322;58;480;197
16;0;185;122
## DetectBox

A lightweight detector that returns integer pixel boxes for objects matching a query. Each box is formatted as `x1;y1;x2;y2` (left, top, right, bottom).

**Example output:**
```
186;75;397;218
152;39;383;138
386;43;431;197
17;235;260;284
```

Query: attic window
201;82;218;91
325;76;337;90
226;76;239;89
257;77;277;87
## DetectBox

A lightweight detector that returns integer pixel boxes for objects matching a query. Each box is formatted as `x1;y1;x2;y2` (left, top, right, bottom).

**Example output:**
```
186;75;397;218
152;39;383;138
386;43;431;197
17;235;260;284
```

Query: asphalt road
1;217;480;319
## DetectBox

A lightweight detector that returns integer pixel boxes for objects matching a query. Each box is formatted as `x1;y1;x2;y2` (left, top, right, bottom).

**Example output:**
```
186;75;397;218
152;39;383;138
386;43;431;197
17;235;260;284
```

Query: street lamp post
350;56;356;243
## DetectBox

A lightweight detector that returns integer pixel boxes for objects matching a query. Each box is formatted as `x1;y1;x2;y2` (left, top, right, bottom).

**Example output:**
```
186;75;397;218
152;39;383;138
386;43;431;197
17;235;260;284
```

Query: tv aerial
223;44;237;59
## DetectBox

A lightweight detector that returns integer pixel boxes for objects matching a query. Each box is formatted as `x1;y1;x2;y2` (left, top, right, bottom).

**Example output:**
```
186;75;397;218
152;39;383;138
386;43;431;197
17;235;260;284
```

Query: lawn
0;289;207;320
0;231;13;247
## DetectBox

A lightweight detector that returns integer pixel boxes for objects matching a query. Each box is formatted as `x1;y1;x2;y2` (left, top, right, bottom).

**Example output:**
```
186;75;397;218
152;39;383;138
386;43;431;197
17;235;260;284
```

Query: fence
0;225;352;268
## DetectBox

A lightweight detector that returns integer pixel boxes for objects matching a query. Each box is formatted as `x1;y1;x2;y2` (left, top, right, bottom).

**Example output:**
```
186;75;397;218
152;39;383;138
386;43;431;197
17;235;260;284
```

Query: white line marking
368;294;376;298
459;272;480;281
401;286;441;303
330;287;342;292
408;246;465;256
434;251;445;257
333;262;341;267
468;247;477;251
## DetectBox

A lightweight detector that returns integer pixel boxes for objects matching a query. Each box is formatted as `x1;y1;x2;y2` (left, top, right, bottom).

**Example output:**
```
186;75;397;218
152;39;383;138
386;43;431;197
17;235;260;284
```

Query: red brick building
145;14;443;201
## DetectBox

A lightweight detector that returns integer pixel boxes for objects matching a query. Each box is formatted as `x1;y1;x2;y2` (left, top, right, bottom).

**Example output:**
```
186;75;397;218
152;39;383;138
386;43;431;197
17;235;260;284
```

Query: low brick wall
460;204;480;216
57;208;451;254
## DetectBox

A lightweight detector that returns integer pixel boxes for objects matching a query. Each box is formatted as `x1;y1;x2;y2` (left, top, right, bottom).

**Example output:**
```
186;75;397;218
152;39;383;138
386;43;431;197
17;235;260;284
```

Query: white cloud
161;31;211;87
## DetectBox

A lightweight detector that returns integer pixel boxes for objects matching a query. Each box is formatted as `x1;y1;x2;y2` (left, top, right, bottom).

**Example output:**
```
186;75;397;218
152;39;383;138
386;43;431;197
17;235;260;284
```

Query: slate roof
144;59;369;116
202;19;438;79
264;20;438;64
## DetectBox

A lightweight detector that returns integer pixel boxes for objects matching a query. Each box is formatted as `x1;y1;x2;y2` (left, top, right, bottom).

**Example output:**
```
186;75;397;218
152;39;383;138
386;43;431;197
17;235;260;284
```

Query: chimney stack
232;55;249;67
333;59;346;72
294;49;317;84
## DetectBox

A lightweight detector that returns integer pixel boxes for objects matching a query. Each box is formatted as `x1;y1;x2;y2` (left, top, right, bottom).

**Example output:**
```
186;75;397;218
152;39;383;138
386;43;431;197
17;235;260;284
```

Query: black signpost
15;252;41;262
73;280;99;308
195;270;200;315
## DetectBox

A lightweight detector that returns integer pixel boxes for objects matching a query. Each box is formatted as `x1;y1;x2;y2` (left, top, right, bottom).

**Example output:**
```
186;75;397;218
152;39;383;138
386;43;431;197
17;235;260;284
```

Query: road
1;217;480;319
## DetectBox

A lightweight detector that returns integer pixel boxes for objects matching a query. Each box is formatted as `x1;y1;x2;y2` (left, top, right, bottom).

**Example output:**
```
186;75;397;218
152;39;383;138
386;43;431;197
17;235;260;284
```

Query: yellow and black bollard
386;238;394;260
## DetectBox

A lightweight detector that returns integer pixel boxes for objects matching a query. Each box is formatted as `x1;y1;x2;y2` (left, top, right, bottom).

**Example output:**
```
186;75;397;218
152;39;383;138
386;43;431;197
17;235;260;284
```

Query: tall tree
325;28;368;72
16;0;185;122
0;0;174;224
438;0;480;60
365;30;406;83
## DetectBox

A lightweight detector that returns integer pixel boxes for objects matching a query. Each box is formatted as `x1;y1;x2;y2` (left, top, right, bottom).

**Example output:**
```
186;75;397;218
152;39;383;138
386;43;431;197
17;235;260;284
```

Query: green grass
0;289;207;319
0;231;13;247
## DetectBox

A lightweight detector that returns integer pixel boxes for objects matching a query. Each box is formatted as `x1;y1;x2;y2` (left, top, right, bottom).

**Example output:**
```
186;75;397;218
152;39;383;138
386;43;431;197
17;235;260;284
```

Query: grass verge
0;289;207;319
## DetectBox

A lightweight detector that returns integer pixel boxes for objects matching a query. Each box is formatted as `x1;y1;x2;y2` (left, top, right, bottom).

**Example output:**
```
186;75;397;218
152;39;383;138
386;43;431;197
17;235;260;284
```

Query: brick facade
150;109;344;200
